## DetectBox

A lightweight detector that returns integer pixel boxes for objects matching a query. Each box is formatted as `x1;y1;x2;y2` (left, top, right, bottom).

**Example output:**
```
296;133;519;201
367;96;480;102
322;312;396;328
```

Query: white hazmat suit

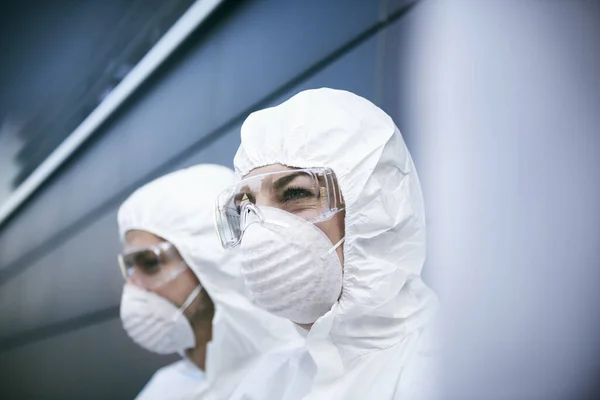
231;89;440;399
117;164;300;400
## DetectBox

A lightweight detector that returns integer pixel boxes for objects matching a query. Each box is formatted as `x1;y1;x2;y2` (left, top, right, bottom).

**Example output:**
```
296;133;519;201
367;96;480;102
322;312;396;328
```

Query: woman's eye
280;187;314;202
138;259;160;275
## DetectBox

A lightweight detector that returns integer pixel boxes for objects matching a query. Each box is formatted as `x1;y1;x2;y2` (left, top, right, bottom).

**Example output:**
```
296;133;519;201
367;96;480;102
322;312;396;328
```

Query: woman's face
245;164;346;265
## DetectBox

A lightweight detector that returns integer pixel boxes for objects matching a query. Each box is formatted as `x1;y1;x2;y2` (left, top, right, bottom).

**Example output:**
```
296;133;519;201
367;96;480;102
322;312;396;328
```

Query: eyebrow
273;172;305;191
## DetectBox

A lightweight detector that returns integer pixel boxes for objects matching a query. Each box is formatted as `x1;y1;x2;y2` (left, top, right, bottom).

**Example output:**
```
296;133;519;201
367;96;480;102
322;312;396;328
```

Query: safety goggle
214;167;344;249
118;242;188;290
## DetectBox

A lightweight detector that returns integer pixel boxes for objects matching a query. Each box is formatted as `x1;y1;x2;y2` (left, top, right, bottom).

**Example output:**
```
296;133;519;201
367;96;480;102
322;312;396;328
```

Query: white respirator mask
240;205;344;325
120;283;201;354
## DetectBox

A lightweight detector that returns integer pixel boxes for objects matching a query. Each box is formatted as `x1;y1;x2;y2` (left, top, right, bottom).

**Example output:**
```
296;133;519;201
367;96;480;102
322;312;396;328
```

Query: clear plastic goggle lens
118;242;188;289
215;167;343;249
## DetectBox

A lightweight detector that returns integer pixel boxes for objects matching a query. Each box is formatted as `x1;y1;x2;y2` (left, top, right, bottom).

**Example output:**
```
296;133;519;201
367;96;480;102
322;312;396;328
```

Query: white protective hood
233;88;439;399
118;164;300;400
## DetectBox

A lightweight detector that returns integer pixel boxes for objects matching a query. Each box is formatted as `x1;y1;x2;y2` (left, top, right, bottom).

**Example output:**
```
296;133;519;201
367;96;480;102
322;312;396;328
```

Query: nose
254;191;272;207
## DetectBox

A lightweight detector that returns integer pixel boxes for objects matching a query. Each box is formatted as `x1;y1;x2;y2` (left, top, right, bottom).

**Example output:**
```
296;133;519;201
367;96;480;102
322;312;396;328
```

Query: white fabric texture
232;88;440;399
118;164;300;400
120;283;198;354
135;359;206;400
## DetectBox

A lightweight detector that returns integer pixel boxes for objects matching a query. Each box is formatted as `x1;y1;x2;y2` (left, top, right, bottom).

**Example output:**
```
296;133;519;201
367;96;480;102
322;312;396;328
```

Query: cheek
335;245;344;270
153;269;199;306
336;210;346;238
332;211;346;267
315;215;345;267
315;220;340;245
195;290;215;317
319;211;345;242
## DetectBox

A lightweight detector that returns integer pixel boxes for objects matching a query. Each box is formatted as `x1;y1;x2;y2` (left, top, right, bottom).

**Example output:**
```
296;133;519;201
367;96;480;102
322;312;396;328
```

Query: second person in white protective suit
214;88;440;399
117;164;299;400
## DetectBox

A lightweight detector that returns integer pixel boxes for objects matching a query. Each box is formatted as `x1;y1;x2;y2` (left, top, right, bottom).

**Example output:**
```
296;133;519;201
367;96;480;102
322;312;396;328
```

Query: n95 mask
240;206;344;325
120;283;201;354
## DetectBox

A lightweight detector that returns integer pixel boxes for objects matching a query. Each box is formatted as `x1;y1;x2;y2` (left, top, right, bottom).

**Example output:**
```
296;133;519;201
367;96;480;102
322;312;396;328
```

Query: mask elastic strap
173;285;202;321
321;237;345;260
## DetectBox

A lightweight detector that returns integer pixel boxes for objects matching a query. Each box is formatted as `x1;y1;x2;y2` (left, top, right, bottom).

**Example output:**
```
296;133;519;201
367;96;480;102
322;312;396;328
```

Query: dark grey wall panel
205;0;380;125
0;267;25;334
172;125;241;171
0;319;177;400
0;175;67;269
0;211;121;340
267;33;380;116
388;0;416;17
0;0;381;272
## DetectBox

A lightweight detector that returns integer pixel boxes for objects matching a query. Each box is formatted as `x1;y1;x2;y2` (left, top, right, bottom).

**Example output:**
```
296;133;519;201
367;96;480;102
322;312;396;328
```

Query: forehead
244;163;296;179
124;230;165;250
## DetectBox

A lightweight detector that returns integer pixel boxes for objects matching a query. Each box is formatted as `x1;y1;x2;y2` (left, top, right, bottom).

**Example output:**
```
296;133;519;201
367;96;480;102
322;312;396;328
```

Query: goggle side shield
118;242;187;289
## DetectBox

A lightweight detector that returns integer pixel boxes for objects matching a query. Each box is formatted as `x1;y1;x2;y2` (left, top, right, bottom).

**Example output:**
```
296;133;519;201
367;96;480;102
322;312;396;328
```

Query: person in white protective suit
213;88;440;399
117;164;299;400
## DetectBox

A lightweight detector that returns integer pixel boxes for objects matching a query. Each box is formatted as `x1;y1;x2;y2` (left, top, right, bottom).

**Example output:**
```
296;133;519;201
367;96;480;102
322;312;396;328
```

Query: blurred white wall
401;1;600;398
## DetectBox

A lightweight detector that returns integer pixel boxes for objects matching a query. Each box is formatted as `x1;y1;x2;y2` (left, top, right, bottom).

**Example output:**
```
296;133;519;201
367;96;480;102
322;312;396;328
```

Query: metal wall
0;0;415;398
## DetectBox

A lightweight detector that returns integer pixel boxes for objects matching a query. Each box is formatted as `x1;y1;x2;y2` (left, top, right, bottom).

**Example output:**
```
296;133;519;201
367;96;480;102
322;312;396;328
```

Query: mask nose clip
239;204;290;242
240;202;264;234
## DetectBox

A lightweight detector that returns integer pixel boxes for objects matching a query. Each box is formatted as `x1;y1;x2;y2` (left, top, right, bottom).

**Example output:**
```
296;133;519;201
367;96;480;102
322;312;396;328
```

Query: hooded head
234;89;437;363
118;164;299;397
